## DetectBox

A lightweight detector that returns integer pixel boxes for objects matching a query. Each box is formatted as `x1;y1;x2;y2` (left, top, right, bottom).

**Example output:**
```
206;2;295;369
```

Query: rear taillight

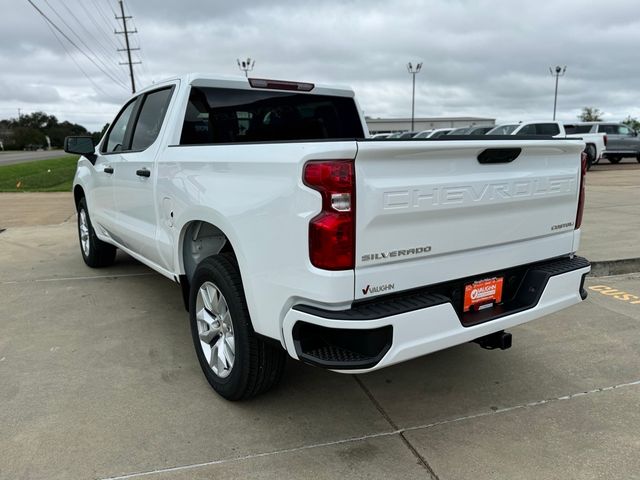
603;134;608;147
303;160;355;270
575;151;587;229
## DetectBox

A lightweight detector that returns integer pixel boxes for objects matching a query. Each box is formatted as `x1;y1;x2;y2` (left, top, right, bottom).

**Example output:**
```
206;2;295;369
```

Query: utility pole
237;58;255;77
17;108;22;120
407;62;422;131
115;0;141;93
549;65;567;121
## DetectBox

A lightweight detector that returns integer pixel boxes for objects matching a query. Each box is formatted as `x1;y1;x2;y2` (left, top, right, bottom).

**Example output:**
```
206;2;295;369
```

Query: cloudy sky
2;0;639;131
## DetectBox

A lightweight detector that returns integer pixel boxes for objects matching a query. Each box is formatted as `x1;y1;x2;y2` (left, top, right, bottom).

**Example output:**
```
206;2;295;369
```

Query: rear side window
535;123;560;136
565;125;593;134
515;123;560;136
131;88;173;151
598;124;618;134
180;87;364;144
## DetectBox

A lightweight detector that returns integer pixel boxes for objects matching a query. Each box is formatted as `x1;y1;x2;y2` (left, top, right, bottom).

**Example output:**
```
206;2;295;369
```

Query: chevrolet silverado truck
489;121;606;169
65;74;591;400
563;122;640;164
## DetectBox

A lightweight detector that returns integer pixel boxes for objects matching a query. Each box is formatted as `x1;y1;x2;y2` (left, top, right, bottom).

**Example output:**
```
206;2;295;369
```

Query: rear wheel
608;156;622;164
584;144;596;170
636;153;640;163
77;198;117;268
189;253;286;400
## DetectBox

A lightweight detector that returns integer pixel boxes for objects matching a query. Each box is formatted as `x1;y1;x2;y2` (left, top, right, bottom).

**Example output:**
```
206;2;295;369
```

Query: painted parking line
589;285;640;305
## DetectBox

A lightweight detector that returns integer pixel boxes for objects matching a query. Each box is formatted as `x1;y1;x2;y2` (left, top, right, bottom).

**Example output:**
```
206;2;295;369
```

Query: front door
109;86;175;269
91;98;138;239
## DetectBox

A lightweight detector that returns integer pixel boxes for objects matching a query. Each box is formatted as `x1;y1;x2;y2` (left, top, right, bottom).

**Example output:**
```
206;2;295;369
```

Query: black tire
584;144;596;170
189;253;286;400
77;197;117;268
636;153;640;163
608;156;622;164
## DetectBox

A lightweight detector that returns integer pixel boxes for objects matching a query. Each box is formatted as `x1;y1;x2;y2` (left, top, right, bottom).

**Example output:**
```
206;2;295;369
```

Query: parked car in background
510;122;606;169
564;122;639;164
413;130;433;138
370;133;391;139
466;126;493;135
426;128;454;138
487;124;520;135
411;128;453;139
446;127;472;135
397;131;420;139
386;132;404;139
489;122;605;169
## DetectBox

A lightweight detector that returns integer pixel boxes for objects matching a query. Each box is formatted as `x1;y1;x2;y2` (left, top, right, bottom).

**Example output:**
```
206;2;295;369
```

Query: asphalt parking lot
1;166;639;479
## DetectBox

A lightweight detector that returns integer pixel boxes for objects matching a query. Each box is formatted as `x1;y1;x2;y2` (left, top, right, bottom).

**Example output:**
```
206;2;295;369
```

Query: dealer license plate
463;277;504;312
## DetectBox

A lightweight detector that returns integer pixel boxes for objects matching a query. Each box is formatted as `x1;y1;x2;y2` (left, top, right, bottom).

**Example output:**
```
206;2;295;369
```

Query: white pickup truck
65;74;590;400
488;121;606;169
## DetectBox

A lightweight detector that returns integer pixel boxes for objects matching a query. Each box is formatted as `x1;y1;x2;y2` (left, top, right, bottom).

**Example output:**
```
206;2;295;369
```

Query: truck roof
136;73;356;98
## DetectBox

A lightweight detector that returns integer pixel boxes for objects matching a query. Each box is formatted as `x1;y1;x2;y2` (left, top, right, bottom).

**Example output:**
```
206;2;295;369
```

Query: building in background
366;116;495;134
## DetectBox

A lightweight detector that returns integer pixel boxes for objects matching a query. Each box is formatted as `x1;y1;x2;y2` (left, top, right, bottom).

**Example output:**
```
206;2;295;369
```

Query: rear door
597;124;624;152
353;139;584;299
616;124;638;153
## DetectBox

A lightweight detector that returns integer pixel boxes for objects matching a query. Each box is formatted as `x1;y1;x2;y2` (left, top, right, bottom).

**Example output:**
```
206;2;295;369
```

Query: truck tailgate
354;139;584;300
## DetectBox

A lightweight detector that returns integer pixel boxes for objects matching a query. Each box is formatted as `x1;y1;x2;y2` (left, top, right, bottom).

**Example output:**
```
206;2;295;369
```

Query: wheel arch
176;217;241;312
180;220;238;282
73;184;85;211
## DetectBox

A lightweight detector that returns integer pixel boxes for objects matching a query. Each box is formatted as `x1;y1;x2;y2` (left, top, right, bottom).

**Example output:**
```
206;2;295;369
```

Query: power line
115;0;141;93
57;0;130;85
41;0;129;89
28;0;129;90
42;18;111;98
125;2;152;86
76;0;122;52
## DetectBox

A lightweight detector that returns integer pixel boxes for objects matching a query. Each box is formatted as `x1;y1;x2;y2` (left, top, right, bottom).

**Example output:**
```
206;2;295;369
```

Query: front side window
180;86;364;144
618;125;632;135
104;99;137;153
131;88;173;151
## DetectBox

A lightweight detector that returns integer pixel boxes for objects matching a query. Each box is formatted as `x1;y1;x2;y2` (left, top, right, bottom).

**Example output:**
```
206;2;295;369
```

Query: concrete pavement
0;192;76;228
1;166;639;479
580;164;640;274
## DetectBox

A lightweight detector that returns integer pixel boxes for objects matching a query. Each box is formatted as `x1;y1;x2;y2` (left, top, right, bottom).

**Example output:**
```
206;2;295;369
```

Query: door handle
103;166;114;174
136;168;151;178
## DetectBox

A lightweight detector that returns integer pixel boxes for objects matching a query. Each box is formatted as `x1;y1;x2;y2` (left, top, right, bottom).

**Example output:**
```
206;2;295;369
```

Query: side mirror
64;136;96;163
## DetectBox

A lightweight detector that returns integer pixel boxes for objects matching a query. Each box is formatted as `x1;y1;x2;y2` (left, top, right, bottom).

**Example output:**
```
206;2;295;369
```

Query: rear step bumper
282;256;590;372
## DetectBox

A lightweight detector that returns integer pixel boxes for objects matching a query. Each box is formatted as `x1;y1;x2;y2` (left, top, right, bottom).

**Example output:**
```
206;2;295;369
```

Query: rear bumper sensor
290;255;589;369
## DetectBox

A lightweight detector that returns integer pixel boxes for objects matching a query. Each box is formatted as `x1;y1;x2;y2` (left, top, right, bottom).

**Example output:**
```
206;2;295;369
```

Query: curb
590;258;640;277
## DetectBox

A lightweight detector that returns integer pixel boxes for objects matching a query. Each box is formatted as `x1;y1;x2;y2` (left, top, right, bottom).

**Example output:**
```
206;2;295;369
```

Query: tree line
578;107;640;130
0;112;107;150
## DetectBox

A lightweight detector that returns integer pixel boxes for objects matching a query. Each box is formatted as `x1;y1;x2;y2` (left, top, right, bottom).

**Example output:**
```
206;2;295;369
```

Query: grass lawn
0;155;79;192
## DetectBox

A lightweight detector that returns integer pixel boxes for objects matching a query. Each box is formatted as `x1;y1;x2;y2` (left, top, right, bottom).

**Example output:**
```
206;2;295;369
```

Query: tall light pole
407;62;422;131
237;58;255;77
549;65;567;121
